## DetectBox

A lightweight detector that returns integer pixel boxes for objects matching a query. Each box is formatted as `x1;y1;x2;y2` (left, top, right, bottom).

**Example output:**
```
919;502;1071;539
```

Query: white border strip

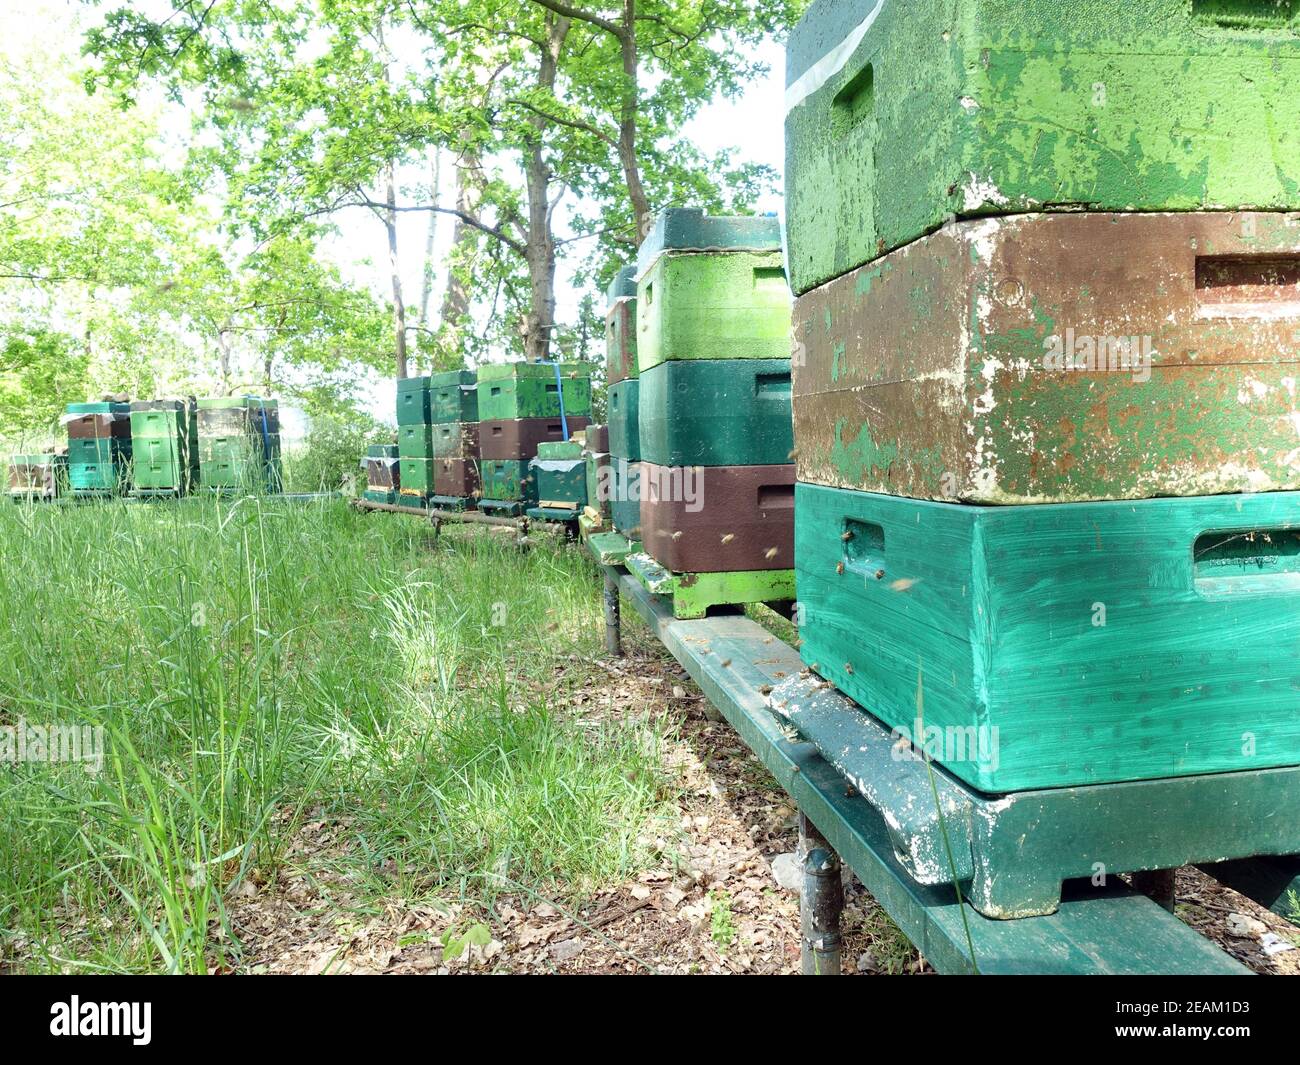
784;0;886;114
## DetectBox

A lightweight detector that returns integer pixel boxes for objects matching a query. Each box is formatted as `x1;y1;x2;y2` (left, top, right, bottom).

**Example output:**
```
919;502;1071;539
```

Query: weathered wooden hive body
634;209;797;574
196;396;281;492
786;0;1300;793
363;444;400;505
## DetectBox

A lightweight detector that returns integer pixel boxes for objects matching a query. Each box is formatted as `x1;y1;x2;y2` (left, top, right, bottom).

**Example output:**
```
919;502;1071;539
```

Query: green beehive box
639;358;793;467
398;457;435;494
68;462;121;492
133;435;193;467
200;458;268;489
66;401;129;415
395;376;432;425
635;210;790;372
530;456;587;509
479;459;538;503
67;437;130;465
795;481;1300;794
199;436;260;465
367;443;399;459
397;423;434;459
134;458;190;490
610;459;641;537
477;363;593;421
429;370;479;424
431;421;479;459
785;0;1300;295
607;379;640;461
537;439;584;461
363;488;399;505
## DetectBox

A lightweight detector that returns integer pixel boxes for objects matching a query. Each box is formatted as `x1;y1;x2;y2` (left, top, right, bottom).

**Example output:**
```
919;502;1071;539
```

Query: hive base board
585;530;641;567
625;551;795;620
769;671;1300;920
613;568;1245;973
478;498;526;517
428;494;473;512
527;506;580;524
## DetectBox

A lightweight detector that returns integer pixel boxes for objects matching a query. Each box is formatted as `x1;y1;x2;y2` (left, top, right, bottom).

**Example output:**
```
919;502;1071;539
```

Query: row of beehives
8;396;283;499
363;365;595;519
779;0;1300;796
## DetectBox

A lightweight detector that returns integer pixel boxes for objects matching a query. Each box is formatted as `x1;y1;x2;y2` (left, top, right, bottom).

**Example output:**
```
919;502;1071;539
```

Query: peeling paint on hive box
793;211;1300;503
639;462;796;573
794;481;1300;793
785;0;1300;294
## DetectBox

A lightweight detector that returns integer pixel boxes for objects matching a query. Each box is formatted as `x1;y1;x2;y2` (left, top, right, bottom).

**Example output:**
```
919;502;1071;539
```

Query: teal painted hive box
607;379;640;461
639;358;792;467
785;0;1300;295
429;370;478;424
397;423;434;459
530;455;587;508
395;376;432;425
795;482;1300;793
477;363;592;421
635;209;791;371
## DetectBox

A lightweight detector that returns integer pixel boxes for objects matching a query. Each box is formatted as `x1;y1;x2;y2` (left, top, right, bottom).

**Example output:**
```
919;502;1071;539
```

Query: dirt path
227;626;1297;976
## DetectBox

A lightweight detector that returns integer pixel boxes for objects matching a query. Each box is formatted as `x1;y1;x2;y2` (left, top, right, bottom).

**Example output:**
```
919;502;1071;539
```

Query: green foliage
285;413;391;493
709;889;736;950
0;498;673;972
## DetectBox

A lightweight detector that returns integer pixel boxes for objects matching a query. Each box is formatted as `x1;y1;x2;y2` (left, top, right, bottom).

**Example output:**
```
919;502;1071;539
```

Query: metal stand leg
799;812;843;975
1132;868;1178;913
603;571;622;657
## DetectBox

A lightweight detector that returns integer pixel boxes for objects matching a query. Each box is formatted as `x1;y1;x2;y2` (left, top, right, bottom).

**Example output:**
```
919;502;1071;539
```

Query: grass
0;493;674;973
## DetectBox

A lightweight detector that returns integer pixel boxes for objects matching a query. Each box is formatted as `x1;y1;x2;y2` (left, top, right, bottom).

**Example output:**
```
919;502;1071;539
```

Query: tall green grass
0;495;672;973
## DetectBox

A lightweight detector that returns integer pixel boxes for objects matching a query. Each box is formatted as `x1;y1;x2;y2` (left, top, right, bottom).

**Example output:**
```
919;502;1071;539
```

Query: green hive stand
784;0;1300;294
626;551;796;620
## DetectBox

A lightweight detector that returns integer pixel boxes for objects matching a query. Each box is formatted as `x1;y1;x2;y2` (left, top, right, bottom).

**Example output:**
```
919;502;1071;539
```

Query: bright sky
3;0;788;422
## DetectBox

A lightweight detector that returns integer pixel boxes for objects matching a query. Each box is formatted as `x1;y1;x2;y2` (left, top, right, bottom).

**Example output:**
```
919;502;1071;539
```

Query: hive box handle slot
1195;253;1300;318
1194;527;1300;596
831;61;874;138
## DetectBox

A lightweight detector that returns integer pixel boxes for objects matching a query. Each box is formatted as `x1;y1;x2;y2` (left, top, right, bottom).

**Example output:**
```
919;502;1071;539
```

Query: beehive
478;417;590;461
636;210;790;372
606;266;639;384
477;363;592;421
795;481;1300;792
65;401;130;495
196;396;281;492
8;454;61;500
792;211;1300;504
785;0;1300;295
530;440;587;511
130;399;197;494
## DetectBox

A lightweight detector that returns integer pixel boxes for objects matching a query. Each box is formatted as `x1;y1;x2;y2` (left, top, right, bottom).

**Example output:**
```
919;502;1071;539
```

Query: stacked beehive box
395;375;434;506
362;443;400;505
604;265;641;539
7;454;62;501
581;424;612;535
65;401;131;495
477;362;592;516
197;397;282;492
786;0;1300;794
527;438;588;522
629;208;796;616
429;370;480;509
130;399;198;496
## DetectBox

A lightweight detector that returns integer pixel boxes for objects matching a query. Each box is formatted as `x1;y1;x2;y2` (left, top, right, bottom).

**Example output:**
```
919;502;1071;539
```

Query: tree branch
528;0;623;38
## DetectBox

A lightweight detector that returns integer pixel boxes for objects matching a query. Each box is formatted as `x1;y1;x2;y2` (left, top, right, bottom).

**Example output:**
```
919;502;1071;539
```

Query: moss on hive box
785;0;1300;294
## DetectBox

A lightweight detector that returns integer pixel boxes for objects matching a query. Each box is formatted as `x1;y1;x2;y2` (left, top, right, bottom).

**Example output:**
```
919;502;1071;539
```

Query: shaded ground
227;595;1298;976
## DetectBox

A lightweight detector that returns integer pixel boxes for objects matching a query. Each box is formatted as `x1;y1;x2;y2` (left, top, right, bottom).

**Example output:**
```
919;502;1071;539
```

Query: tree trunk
438;156;478;366
522;14;569;362
619;1;651;235
384;160;409;379
419;149;441;328
217;326;232;389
